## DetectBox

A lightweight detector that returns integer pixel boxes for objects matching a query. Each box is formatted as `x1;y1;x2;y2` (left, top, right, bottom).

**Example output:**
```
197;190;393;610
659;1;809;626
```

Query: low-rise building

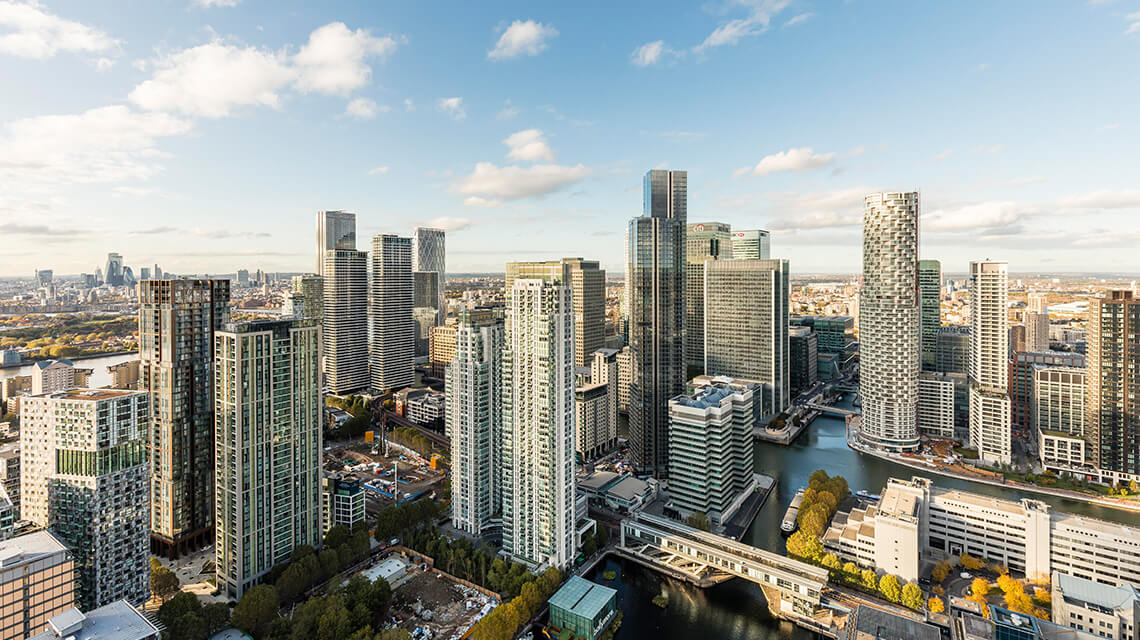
1052;572;1139;640
406;389;445;431
548;576;618;640
848;604;941;640
322;472;366;534
29;600;159;640
0;530;76;640
30;359;75;395
578;471;657;515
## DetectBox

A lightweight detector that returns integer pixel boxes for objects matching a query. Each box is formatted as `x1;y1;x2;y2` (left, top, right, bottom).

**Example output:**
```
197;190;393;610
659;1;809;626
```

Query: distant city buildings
291;274;325;322
103;253;123;287
1026;292;1051;352
370;234;414;391
413;227;446;326
968;260;1012;466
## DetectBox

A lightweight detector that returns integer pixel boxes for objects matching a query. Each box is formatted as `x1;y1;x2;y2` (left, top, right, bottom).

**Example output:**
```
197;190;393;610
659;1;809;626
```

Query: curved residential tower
859;192;921;451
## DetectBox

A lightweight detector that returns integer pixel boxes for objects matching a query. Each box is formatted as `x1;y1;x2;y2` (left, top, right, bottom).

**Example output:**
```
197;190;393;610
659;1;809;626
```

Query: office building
823;475;1140;586
1010;351;1085;435
413;271;441;356
968;260;1011;466
236;269;249;287
506;258;605;368
859;192;921;452
685;222;733;376
547;576;619;640
316;210;356;276
936;326;971;375
448;311;504;539
0;531;75;640
323;249;369;394
615;346;631;414
20;390;149;609
849;606;941;640
214;318;322;600
322;473;366;534
291;274;324;321
628;169;686;477
1087;291;1140;478
917;371;956;439
730;229;770;260
430;324;458;380
371;235;415;391
35;269;53;288
919;260;942;372
1051;573;1139;640
667;379;757;527
1036;367;1087;471
31;359;75;395
789;326;819;393
413;227;446;325
139;278;230;557
104;253;123;287
792;315;855;356
702;259;789;416
502;277;576;568
29;600;159;640
406;390;445;429
576;382;615;461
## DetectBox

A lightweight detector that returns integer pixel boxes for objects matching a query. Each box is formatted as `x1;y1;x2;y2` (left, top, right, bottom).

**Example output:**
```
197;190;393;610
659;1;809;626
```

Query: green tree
686;511;711;532
151;558;181;603
233;584;279;638
902;582;924;610
879;574;902;603
170;613;207;640
158;592;202;634
201;602;231;636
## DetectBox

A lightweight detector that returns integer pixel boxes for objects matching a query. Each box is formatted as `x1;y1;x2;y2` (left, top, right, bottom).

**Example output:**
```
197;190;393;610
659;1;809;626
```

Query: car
960;572;972;579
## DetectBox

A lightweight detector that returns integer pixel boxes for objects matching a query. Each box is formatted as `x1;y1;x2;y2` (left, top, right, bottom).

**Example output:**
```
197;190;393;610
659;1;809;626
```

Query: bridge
806;402;858;418
619;512;841;634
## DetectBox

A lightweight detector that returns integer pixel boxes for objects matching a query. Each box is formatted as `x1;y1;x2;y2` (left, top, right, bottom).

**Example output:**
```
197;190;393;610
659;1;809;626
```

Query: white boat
856;490;881;501
780;488;806;534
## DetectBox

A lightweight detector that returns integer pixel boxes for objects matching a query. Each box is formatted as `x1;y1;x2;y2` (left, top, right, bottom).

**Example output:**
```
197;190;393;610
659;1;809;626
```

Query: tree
686;511;711;532
928;597;945;613
150;558;181;603
821;553;842;571
879;574;902;603
961;554;985;571
785;530;823;561
971;578;991;598
996;574;1020;595
158;592;202;633
201;602;231;637
861;569;878;590
798;502;832;537
902;582;924;610
233;584;279;639
843;562;859;576
1032;587;1051;607
932;561;952;584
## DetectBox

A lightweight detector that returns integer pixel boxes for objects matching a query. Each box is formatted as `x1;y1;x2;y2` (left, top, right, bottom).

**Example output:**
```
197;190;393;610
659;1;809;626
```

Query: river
597;392;1140;638
1;352;138;390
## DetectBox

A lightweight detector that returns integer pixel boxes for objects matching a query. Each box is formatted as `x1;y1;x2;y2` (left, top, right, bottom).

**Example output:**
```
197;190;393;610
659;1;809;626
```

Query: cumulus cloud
487;19;558;60
438;97;465;120
345;97;379;119
694;0;790;52
367;166;389;175
426;216;470;232
292;22;398;95
0;0;119;60
923;201;1028;232
631;40;678;66
504;129;555;162
453;162;591;201
736;147;835;178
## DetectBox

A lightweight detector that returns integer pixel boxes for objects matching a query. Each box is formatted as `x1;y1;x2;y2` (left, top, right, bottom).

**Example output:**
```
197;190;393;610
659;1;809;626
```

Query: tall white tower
858;192;921;452
323;249;368;394
501;277;576;569
370;234;415;391
968;260;1011;466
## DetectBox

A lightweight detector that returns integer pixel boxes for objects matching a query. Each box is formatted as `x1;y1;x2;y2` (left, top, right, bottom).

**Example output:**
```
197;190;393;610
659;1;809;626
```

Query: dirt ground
391;570;497;640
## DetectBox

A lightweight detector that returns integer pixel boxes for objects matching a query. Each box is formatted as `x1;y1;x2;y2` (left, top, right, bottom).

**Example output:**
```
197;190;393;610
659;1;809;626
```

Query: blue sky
2;0;1139;277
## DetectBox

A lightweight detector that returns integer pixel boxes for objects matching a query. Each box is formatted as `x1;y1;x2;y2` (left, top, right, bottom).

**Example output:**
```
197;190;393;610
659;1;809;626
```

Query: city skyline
3;2;1140;277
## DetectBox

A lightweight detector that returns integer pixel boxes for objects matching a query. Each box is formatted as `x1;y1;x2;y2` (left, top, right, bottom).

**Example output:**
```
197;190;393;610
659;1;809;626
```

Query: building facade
316;210;356;276
936;326;971;375
1011;351;1086;435
730;229;770;260
31;360;75;395
412;227;447;325
0;531;75;640
789;326;819;394
1087;291;1140;478
918;259;942;372
506;259;605;369
429;324;458;380
859;192;921;452
685;222;733;376
290;275;324;322
1051;573;1139;640
968;260;1011;466
214;319;323;600
323;249;369;394
917;372;956;439
322;473;366;534
370;234;415;391
1026;292;1051;353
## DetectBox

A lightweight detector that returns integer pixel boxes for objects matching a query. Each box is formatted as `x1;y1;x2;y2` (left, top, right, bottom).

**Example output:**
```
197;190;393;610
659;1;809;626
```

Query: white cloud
631;40;672;66
193;0;238;6
367;166;389;175
738;147;835;178
346;97;379;119
292;22;398;95
694;0;790;52
783;12;813;27
0;0;119;60
923;201;1026;232
1056;189;1140;210
487;19;558;60
453;162;591;201
503;129;555;162
1126;11;1140;34
427;216;470;231
438;97;465;120
757;186;875;230
463;196;501;208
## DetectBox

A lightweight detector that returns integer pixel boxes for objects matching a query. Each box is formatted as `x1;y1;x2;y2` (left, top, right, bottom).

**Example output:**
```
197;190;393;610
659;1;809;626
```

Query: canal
599;393;1140;638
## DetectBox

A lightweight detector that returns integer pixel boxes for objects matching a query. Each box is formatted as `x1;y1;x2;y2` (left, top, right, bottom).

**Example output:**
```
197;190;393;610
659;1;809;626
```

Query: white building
1052;572;1139;640
20;390;149;609
214;319;323;600
917;372;956;439
370;234;415;391
1035;367;1087;470
859;192;921;452
502;278;577;569
969;260;1012;466
30;360;75;395
324;249;369;394
447;311;504;539
615;346;631;414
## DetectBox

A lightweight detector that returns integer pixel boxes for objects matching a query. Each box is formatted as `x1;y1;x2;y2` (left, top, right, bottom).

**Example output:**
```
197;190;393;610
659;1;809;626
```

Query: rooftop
30;601;159;640
548;576;616;619
878;485;919;519
848;605;941;640
0;530;69;568
1055;572;1140;611
35;388;143;402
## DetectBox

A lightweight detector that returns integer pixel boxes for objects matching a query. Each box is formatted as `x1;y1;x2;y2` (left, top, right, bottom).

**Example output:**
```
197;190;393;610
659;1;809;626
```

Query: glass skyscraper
685;222;732;377
918;259;942;372
315;210;356;276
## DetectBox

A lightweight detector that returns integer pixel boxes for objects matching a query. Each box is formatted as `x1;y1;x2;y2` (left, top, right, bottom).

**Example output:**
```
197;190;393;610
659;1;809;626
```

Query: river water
1;352;138;389
594;393;1140;638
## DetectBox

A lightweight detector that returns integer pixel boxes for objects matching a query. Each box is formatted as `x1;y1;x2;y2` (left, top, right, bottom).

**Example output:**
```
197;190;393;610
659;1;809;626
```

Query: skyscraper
918;259;942;372
139;279;230;557
370;235;414;391
104;253;124;287
685;222;733;377
968;260;1012;466
20;389;149;609
628;169;686;476
859;192;920;452
413;227;446;325
1025;292;1050;352
290;274;325;322
730;229;770;260
502;277;576;569
315;211;356;276
323;249;369;394
447;311;504;539
506;258;605;368
214;318;322;600
703;259;790;417
1086;290;1140;477
413;271;441;357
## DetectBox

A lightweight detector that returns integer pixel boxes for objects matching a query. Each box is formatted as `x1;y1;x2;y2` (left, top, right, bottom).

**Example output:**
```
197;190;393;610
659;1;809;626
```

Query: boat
780;488;806;535
856;490;881;502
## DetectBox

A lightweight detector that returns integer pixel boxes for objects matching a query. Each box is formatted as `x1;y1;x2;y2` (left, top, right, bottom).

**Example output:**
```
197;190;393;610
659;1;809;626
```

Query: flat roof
849;605;941;640
35;388;143;402
548;576;615;619
30;601;158;640
1055;572;1140;611
0;530;69;566
579;471;621;492
878;485;919;519
606;476;651;502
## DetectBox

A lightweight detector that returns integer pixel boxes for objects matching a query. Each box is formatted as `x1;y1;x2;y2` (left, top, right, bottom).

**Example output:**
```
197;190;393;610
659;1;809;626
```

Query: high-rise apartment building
429;324;458;380
323;249;368;394
703;259;790;417
30;359;75;395
1025;292;1051;353
859;192;921;452
413;228;446;325
588;349;620;456
506;258;605;368
139;279;230;557
315;211;356;276
447;311;504;539
615;346;631;414
20;390;149;609
1035;367;1086;471
1010;350;1084;435
968;260;1012;466
0;531;75;640
917;372;956;439
291;275;324;322
730;229;770;260
214;319;322;600
502;278;576;569
370;234;414;391
1087;290;1140;478
628;169;686;476
685;222;733;377
918;260;942;372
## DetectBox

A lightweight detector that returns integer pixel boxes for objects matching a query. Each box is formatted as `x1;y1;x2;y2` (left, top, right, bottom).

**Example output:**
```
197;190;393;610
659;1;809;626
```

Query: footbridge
619;513;841;634
806;403;858;418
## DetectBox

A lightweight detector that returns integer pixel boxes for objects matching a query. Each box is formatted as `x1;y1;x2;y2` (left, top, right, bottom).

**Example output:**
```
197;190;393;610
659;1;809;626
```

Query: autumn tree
928;597;945;613
879;574;902;603
901;582;924;610
932;560;952;583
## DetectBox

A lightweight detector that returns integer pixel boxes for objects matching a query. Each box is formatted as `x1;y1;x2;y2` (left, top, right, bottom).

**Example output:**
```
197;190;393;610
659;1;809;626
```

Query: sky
2;0;1139;277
